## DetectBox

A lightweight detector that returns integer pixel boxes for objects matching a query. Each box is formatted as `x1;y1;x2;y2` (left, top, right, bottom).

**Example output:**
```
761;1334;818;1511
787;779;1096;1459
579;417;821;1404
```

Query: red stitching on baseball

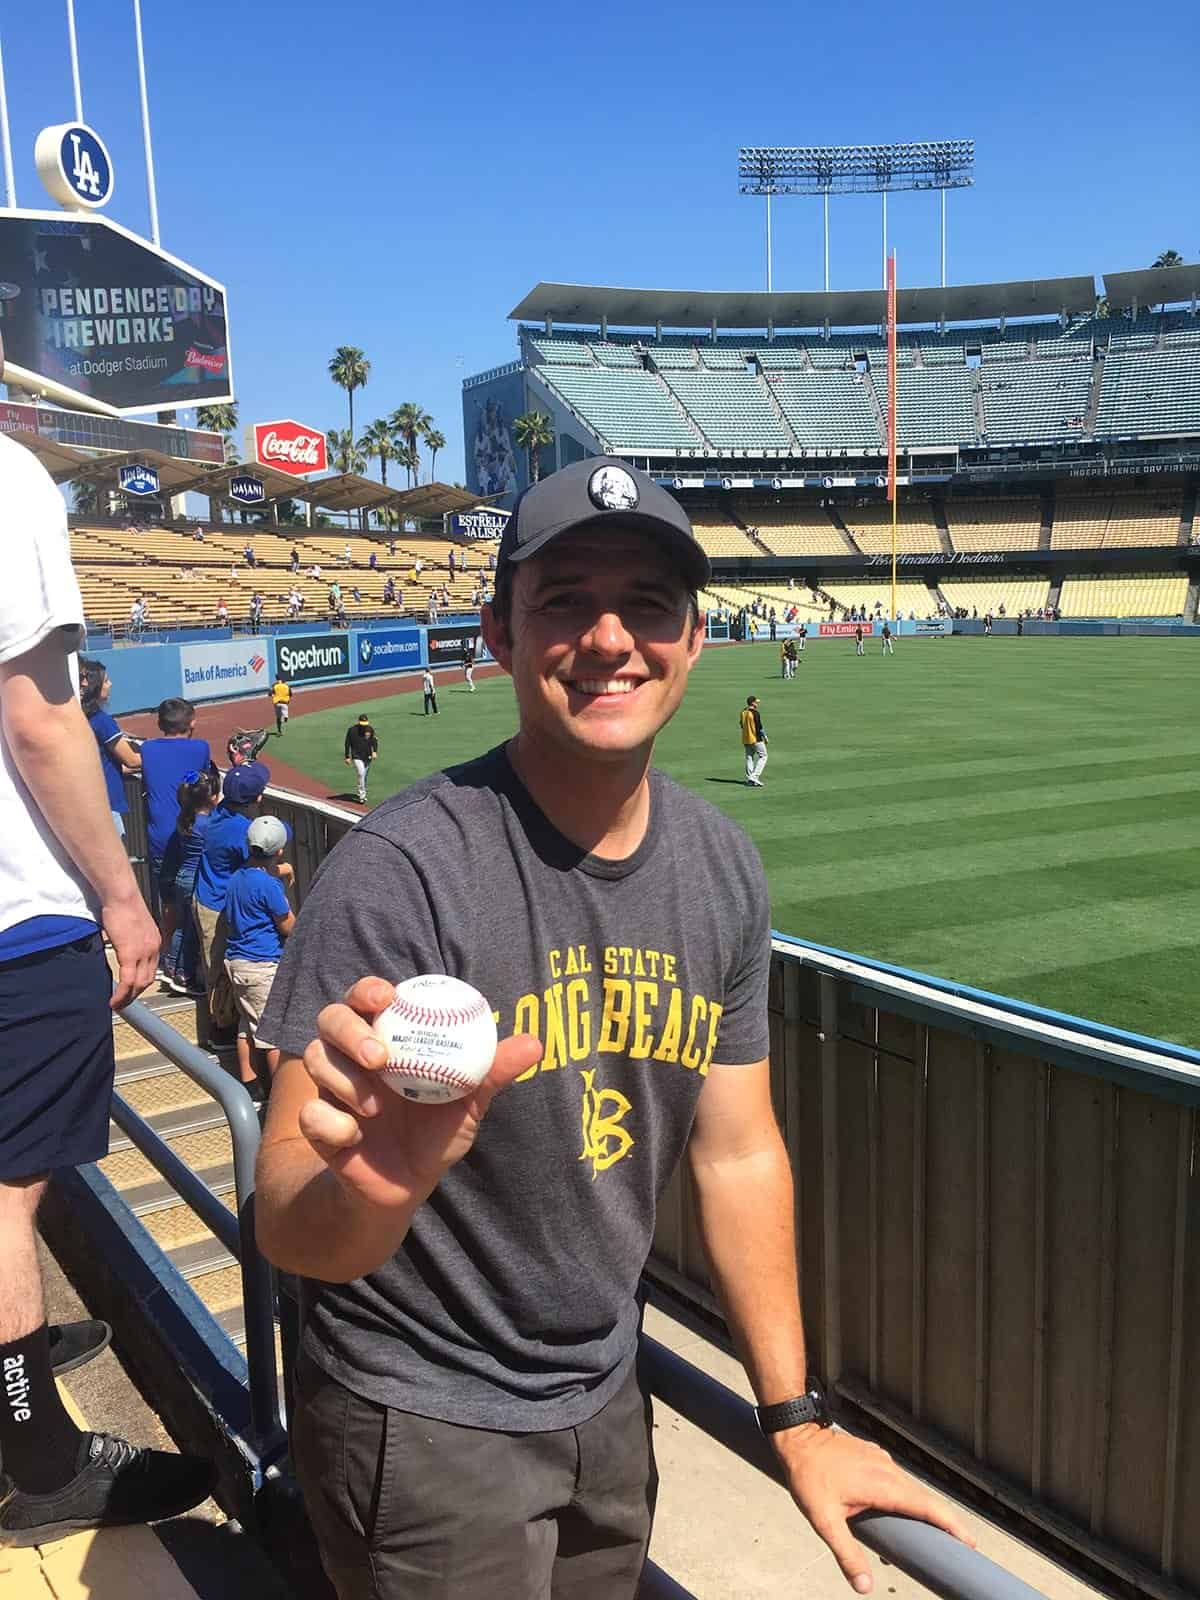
390;991;490;1029
383;1058;475;1088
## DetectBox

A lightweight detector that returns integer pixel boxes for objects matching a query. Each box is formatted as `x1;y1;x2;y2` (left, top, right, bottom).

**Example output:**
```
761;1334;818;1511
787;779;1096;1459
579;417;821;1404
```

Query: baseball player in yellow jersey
270;676;292;736
740;694;768;786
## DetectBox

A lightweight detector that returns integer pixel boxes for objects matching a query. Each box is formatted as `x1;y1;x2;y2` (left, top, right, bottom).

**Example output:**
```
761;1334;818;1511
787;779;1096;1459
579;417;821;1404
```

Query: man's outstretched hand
297;977;542;1213
775;1425;975;1593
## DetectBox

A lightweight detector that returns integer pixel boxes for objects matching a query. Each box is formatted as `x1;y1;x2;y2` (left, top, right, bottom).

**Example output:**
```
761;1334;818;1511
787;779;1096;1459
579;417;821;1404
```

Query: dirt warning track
122;663;506;809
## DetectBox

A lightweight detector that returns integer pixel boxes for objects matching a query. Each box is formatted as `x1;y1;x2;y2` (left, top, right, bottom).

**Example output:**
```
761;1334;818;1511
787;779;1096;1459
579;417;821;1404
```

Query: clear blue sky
5;0;1197;481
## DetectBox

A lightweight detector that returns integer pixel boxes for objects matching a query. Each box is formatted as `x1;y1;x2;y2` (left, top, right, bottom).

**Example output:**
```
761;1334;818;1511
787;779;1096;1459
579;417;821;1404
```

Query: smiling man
254;457;969;1599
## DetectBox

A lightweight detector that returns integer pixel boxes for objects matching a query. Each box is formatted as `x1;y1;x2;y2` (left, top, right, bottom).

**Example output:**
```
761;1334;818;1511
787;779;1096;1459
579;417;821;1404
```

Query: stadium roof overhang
5;428;100;483
1103;263;1200;310
509;277;1098;330
286;473;398;513
169;460;312;502
388;483;496;518
64;446;205;494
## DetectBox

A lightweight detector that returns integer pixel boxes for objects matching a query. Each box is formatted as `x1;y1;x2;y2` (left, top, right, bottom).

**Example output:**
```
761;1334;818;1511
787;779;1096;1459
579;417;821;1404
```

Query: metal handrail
115;998;284;1459
640;1338;1050;1600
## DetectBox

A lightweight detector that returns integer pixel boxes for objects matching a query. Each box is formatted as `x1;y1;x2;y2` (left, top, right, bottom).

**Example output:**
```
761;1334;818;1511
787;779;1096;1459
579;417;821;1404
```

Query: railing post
819;971;842;1388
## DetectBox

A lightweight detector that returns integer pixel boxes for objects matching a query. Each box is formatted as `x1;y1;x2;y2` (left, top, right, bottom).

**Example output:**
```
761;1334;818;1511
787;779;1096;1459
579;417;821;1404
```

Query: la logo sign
35;123;114;210
253;420;327;478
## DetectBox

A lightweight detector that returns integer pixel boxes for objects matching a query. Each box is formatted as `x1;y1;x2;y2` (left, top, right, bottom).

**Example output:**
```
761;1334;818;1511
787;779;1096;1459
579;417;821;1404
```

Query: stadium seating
841;502;944;555
690;515;763;557
820;581;938;616
1051;494;1182;549
520;312;1200;454
937;578;1051;616
661;370;793;450
537;366;704;450
1057;575;1189;617
979;358;1093;443
70;524;492;631
1095;348;1200;437
745;506;852;555
766;370;882;450
945;499;1042;551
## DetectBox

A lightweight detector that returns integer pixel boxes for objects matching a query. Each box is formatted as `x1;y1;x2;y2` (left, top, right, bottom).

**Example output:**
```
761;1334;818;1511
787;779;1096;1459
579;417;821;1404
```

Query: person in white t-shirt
0;433;214;1546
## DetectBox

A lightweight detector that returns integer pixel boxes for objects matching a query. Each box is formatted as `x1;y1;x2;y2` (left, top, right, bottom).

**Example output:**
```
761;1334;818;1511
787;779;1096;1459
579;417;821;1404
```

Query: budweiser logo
260;430;322;465
185;346;225;373
254;419;327;476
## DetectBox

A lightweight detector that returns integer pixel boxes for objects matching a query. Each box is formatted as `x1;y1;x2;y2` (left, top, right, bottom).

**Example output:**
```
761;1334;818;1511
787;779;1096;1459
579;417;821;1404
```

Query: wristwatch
754;1379;833;1436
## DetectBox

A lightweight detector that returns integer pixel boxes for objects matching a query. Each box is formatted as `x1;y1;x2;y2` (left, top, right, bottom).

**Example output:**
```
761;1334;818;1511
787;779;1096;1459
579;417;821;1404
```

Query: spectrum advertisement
353;626;422;675
273;632;351;686
0;210;231;414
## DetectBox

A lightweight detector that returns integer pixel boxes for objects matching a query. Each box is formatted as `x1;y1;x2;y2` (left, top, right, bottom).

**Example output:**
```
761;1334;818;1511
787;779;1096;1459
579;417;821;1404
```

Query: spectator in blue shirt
158;772;217;995
223;814;294;1101
79;658;141;841
192;761;269;1000
139;698;215;880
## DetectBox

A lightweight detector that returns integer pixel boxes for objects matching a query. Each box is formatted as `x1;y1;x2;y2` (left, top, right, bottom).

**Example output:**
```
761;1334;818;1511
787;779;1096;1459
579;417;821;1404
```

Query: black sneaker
48;1319;112;1377
0;1432;216;1547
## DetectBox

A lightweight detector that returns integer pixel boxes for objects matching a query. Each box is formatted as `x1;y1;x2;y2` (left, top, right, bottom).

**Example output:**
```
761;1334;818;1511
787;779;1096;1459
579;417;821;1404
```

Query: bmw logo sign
359;638;373;665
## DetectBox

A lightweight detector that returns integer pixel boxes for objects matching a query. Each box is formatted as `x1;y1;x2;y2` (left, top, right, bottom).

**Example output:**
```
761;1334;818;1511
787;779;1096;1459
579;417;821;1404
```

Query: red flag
886;253;897;502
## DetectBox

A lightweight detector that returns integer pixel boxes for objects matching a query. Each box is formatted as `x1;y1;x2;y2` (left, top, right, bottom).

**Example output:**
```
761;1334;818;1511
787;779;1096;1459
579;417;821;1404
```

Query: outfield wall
94;624;494;715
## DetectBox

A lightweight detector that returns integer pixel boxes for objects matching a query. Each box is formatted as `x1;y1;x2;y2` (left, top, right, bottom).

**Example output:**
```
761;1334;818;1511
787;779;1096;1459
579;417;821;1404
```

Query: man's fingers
472;1035;543;1117
855;1482;976;1549
341;977;396;1020
304;1039;386;1117
317;995;391;1073
813;1515;873;1594
298;1097;364;1151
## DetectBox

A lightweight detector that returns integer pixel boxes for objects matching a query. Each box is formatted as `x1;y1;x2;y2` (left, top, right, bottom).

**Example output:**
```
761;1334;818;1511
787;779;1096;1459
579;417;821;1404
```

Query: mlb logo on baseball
372;976;497;1103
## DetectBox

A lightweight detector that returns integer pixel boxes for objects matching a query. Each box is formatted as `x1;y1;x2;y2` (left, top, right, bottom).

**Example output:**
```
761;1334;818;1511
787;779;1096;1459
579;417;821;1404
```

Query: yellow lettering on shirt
629;980;659;1060
597;978;632;1053
651;987;683;1063
680;995;708;1070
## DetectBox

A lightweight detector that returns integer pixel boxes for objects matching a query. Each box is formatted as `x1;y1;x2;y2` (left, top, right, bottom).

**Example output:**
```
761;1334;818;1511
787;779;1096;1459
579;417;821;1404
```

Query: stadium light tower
738;140;974;291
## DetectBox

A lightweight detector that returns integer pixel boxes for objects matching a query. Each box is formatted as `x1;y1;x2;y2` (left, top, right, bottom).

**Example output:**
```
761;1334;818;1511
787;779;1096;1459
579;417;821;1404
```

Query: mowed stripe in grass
278;637;1200;1046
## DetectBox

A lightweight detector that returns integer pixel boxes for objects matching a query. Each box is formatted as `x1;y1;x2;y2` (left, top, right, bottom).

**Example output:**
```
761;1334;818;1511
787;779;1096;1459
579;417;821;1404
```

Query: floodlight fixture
738;140;975;290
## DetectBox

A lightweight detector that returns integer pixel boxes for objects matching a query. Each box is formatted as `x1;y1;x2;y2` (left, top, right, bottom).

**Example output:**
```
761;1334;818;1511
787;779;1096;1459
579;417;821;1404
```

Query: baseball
372;975;498;1103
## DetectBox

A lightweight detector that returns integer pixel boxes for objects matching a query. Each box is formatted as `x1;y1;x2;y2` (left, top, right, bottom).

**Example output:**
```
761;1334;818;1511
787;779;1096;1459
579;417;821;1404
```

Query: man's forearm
2;645;141;907
688;1134;810;1404
255;1140;424;1282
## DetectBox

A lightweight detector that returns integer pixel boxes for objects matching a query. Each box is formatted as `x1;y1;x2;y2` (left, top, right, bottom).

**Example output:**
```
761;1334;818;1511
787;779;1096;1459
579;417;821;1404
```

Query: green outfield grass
277;636;1200;1049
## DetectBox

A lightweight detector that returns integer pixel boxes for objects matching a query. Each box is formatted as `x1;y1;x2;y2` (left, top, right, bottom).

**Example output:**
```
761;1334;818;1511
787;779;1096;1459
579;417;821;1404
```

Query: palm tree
1152;250;1184;268
196;401;238;435
396;441;419;489
423;426;446;482
391;403;431;486
71;478;102;517
327;428;368;528
360;418;396;487
328;346;370;438
513;411;555;483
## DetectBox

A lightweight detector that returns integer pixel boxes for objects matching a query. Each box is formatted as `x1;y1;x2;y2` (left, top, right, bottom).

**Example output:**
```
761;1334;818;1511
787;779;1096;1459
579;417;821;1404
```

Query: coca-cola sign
253;418;327;478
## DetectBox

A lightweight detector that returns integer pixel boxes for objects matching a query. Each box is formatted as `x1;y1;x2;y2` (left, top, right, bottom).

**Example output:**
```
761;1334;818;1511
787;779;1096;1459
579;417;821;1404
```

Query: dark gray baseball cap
496;457;710;589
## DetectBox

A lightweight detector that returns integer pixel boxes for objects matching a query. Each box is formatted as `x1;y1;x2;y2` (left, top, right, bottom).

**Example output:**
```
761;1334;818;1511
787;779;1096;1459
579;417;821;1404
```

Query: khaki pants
192;899;236;1028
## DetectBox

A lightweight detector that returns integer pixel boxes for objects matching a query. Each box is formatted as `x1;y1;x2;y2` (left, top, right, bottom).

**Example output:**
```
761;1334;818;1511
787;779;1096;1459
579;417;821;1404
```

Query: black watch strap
754;1382;832;1435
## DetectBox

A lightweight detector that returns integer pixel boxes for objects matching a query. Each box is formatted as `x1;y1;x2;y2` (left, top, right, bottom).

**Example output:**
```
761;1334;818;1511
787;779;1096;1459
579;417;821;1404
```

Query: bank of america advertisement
0;210;232;415
179;639;269;701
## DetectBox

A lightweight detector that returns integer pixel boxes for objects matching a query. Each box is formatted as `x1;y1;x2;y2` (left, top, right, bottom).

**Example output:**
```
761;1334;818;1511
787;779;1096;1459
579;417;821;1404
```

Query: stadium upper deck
463;264;1200;507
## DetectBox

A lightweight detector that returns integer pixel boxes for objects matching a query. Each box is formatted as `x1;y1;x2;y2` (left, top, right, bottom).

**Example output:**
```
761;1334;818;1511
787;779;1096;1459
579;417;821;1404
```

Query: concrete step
108;1097;228;1153
140;1187;239;1255
99;1124;234;1190
123;1162;236;1217
113;1050;180;1086
167;1233;238;1282
114;1067;218;1120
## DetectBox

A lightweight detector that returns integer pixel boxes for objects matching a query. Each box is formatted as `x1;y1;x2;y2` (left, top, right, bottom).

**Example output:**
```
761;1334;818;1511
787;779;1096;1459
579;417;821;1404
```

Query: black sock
0;1325;85;1493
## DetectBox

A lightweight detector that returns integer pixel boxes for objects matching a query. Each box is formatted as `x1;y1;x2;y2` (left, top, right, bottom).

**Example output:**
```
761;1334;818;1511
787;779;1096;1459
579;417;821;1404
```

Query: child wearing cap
191;761;270;1003
222;815;295;1101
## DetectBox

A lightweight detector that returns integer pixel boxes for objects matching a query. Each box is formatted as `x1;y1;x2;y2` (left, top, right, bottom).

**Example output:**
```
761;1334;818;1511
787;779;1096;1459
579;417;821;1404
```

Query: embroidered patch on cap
587;465;640;513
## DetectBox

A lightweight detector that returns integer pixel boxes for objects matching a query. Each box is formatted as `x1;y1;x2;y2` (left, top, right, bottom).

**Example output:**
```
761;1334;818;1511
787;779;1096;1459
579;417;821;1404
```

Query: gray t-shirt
260;744;770;1430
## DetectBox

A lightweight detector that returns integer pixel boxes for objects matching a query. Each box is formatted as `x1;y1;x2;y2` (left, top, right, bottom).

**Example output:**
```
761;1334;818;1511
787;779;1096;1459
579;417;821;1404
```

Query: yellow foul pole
886;251;898;620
